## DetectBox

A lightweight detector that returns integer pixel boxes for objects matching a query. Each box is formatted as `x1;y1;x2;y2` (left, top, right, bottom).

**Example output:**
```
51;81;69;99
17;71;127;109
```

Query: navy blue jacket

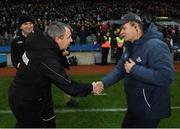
101;23;174;119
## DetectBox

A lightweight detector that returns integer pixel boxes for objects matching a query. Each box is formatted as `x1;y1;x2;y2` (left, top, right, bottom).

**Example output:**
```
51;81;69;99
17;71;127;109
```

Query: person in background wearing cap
11;14;34;69
92;12;174;128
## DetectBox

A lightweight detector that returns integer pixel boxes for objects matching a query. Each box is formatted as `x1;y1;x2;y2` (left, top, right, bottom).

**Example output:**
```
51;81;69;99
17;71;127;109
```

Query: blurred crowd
0;0;180;46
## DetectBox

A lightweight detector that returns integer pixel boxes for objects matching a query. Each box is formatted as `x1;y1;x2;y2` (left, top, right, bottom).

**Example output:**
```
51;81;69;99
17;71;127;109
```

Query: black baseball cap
119;12;142;25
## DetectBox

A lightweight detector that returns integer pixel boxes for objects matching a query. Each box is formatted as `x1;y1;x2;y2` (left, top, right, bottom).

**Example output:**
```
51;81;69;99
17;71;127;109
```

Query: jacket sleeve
130;40;174;86
39;58;92;97
11;39;20;69
101;43;132;88
101;58;125;89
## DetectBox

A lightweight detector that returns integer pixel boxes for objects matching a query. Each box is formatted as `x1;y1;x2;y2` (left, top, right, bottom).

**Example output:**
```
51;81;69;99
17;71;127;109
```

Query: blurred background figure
114;29;124;64
101;32;111;65
11;14;34;69
61;47;79;107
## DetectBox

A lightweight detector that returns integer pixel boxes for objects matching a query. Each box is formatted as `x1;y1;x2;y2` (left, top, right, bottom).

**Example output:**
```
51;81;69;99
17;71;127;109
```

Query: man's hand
92;81;104;95
62;50;70;56
124;58;135;73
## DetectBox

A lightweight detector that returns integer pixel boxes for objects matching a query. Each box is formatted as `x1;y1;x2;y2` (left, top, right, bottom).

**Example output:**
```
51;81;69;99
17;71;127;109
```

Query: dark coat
11;33;27;68
9;30;92;100
101;23;174;119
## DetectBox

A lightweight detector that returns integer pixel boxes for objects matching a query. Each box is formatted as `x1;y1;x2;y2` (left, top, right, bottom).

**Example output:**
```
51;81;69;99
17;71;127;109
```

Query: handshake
92;81;104;95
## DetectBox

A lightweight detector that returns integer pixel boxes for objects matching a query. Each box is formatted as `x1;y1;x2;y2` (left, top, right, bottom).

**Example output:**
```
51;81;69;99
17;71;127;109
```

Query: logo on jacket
17;41;23;44
136;57;142;62
22;52;29;65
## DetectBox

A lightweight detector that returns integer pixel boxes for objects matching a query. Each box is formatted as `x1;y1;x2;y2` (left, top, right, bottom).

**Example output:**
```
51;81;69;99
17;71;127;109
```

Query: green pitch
0;73;180;128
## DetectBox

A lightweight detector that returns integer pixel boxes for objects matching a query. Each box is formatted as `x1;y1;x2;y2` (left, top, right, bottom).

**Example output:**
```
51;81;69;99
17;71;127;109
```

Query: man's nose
70;37;73;42
120;32;125;38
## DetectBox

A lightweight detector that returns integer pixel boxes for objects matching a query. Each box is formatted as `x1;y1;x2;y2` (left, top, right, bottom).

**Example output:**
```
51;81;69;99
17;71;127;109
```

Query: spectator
11;14;34;69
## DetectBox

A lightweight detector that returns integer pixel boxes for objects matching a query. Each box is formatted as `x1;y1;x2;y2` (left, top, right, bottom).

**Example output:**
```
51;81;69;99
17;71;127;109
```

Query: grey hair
47;21;68;39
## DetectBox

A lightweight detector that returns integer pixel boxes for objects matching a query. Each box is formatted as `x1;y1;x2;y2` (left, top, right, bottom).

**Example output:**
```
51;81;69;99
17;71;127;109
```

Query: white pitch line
55;108;127;113
171;106;180;109
0;106;180;114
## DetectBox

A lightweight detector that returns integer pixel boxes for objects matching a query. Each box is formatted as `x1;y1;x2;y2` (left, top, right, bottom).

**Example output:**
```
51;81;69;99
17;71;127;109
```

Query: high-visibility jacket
116;37;124;48
102;36;111;48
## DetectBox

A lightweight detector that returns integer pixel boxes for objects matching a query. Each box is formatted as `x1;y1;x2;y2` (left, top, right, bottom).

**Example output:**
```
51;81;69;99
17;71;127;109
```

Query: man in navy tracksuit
93;13;174;128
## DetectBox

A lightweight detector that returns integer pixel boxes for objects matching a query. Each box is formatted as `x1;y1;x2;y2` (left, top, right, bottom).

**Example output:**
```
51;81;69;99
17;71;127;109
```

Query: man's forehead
65;27;71;32
120;22;129;29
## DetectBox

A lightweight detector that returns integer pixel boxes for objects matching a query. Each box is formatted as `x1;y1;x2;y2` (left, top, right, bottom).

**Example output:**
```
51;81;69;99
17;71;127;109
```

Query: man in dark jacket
8;21;93;127
93;12;174;128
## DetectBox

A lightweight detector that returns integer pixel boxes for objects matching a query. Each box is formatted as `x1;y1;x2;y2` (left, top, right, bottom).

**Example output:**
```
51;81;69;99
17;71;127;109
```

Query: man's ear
134;26;138;32
134;23;139;32
54;36;60;44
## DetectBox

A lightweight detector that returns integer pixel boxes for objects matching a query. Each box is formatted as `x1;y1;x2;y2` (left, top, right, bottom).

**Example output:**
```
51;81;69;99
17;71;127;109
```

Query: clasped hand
92;81;104;95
